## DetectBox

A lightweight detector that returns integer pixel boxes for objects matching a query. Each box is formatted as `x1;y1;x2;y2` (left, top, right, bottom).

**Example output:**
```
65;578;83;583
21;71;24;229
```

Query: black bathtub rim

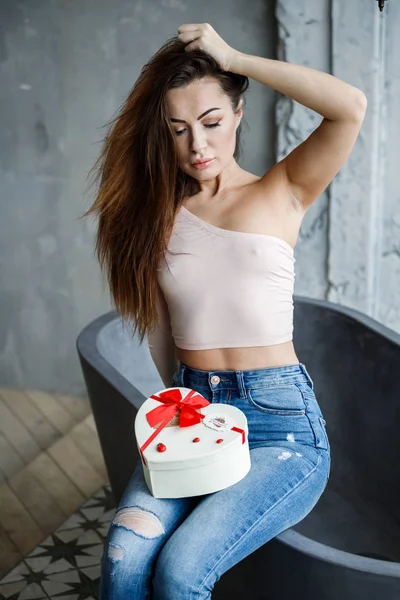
76;309;147;412
76;298;400;578
277;529;400;577
293;295;400;346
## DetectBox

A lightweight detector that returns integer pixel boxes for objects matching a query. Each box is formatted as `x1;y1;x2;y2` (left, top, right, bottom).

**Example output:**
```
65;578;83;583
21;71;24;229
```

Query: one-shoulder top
155;205;295;350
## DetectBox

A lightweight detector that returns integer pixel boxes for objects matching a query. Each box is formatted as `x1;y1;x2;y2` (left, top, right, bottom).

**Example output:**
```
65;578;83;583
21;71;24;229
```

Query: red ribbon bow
139;388;210;465
147;388;210;428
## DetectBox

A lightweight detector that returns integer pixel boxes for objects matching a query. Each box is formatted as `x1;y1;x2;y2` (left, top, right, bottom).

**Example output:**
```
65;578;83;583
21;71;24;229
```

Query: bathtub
76;296;400;599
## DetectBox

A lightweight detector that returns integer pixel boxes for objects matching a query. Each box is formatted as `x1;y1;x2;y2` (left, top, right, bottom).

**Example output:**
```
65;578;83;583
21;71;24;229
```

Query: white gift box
134;386;251;498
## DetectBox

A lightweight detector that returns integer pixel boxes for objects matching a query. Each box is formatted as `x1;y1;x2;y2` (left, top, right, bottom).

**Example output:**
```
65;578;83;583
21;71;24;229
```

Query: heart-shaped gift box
134;386;251;498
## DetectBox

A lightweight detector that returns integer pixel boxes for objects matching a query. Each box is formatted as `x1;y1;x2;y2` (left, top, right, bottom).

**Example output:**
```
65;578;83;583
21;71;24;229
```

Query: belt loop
235;371;247;398
180;363;186;388
299;363;314;390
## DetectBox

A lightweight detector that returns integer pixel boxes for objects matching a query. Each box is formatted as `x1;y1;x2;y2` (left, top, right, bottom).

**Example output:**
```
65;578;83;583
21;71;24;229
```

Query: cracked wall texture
277;0;400;333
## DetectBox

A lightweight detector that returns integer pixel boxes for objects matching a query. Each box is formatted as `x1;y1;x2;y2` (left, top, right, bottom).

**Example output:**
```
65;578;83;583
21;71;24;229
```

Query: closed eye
175;122;221;136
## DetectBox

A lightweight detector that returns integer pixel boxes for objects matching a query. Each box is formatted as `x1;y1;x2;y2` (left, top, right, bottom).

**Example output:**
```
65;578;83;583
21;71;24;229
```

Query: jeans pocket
318;416;330;452
246;383;307;416
296;384;330;451
304;413;330;451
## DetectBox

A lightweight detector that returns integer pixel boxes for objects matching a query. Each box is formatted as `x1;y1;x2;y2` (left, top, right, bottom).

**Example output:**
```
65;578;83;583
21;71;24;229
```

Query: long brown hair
81;36;249;344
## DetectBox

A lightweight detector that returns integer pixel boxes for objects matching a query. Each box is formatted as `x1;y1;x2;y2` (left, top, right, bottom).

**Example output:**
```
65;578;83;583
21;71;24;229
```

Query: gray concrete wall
277;0;400;332
0;0;277;394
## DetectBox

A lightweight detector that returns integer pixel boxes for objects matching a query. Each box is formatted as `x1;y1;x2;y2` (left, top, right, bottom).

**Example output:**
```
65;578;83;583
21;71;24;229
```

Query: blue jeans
99;362;331;599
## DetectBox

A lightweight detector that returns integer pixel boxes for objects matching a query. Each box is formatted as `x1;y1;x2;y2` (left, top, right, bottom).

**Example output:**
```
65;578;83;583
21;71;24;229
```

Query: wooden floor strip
24;389;76;435
0;390;59;450
0;482;44;556
0;523;22;578
0;398;41;462
7;467;66;537
69;419;108;481
85;413;98;432
54;394;91;423
27;451;85;516
0;433;24;481
48;434;104;497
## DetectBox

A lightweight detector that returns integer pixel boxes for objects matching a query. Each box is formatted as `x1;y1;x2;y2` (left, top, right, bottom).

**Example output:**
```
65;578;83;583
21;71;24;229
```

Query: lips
192;158;214;165
191;158;215;170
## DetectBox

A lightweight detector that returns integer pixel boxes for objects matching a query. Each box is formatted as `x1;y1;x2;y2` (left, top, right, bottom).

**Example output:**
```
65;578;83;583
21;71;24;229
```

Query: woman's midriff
176;340;299;371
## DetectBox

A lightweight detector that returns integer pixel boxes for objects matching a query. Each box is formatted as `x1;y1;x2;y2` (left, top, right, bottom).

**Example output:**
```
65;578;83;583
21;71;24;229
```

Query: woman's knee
112;506;165;538
102;505;166;566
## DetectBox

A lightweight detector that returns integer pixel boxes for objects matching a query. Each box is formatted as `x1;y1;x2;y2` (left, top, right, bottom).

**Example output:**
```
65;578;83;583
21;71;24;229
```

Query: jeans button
211;375;220;384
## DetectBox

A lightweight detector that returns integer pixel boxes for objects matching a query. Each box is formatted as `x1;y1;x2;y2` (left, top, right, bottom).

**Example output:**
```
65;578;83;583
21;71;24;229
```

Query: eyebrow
170;107;221;123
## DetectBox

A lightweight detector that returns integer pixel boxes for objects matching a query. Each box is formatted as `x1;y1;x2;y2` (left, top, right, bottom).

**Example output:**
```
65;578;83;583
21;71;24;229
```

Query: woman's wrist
227;51;246;75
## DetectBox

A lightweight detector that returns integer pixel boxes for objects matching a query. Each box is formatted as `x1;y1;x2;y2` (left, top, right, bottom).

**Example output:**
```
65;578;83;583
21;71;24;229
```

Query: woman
84;23;367;599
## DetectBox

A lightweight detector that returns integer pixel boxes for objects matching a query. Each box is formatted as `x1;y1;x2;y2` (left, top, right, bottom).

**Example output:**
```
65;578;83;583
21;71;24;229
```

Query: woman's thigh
153;444;330;599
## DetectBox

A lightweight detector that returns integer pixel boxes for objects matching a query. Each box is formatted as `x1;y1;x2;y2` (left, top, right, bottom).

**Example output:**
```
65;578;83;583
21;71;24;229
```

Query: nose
190;127;207;154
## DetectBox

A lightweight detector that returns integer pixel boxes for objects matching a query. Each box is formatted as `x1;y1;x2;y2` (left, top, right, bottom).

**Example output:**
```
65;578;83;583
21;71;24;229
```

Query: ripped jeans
99;362;331;599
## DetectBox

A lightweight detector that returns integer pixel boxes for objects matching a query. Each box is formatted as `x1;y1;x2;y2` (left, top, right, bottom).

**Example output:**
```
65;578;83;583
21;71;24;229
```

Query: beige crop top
154;205;295;351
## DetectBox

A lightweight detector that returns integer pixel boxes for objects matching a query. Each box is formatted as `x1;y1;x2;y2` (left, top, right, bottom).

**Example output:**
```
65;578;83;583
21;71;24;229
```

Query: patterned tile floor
0;485;115;599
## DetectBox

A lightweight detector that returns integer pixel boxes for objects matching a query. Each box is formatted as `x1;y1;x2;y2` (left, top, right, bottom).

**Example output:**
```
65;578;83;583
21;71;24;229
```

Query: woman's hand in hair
177;23;239;72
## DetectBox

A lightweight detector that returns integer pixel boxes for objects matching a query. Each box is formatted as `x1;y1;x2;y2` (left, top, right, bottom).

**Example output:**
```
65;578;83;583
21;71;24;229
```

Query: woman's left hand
177;23;239;72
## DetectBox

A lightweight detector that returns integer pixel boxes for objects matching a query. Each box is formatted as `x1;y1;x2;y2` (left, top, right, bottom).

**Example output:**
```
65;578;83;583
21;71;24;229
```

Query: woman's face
166;77;242;180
